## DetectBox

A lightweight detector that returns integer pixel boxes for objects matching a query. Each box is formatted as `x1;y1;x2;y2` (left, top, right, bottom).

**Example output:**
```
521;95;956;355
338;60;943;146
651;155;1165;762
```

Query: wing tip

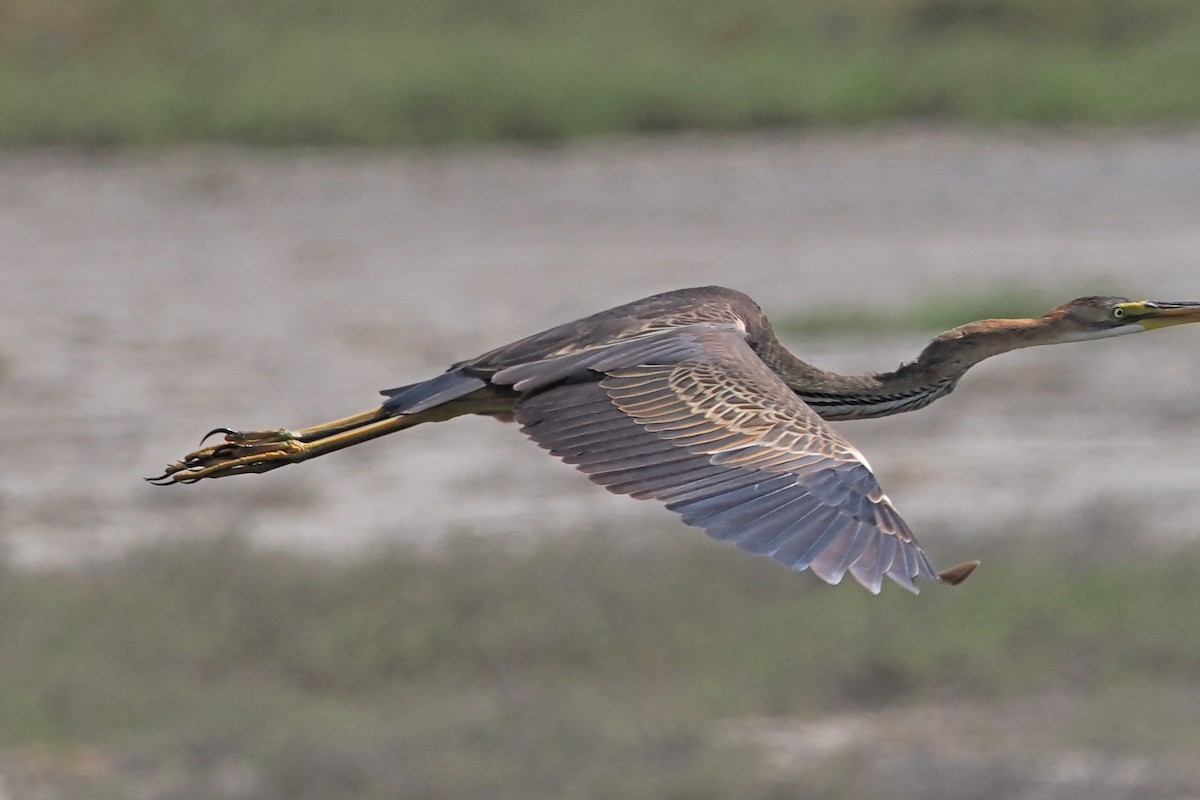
885;568;921;595
848;566;884;595
850;556;978;595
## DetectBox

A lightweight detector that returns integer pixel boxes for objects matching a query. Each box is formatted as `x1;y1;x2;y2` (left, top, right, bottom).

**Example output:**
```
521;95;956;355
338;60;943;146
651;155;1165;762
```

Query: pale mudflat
2;128;1199;567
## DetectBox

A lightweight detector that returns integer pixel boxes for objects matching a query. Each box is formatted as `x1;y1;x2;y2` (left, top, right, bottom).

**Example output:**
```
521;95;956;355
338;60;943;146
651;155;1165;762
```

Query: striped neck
762;307;1134;422
763;319;1037;421
796;376;961;420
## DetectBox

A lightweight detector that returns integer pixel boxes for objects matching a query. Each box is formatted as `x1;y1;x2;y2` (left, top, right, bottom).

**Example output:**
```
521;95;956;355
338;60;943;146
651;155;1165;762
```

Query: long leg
207;407;390;446
148;405;457;484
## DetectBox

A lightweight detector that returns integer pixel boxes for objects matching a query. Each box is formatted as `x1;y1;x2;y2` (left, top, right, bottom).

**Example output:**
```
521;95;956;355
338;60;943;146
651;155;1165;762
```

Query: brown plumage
150;286;1200;593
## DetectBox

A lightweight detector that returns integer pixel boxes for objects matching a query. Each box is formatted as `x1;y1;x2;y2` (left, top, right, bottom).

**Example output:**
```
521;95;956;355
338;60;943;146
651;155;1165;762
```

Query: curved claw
147;430;306;484
200;427;239;446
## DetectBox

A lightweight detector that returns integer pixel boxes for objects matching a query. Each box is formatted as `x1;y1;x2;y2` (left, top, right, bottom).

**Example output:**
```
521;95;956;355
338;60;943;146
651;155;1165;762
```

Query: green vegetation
3;533;1200;798
776;284;1055;337
4;0;1200;146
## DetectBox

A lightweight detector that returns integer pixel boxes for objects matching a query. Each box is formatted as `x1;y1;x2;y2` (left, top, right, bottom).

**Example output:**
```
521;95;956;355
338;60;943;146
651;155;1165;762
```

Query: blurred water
1;128;1198;567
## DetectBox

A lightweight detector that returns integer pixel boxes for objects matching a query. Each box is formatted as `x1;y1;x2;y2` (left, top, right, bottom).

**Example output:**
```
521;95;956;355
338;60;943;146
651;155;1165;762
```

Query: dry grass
4;0;1200;145
1;530;1199;798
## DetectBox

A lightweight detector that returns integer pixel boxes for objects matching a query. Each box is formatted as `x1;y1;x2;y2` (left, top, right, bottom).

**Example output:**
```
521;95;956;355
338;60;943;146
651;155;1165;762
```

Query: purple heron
150;287;1200;594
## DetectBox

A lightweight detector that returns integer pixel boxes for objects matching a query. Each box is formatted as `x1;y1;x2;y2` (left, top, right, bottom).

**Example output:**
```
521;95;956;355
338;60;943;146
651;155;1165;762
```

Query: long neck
761;318;1048;421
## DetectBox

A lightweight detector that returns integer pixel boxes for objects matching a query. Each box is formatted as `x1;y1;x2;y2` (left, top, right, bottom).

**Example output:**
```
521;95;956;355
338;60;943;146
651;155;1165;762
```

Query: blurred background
2;1;1200;798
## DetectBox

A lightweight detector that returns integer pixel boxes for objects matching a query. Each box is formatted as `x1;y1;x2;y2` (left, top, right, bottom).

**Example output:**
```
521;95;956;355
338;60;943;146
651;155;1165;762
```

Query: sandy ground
2;128;1199;569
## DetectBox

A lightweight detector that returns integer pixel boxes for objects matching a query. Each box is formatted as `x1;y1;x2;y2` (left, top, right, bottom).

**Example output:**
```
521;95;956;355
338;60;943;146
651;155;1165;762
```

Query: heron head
1044;296;1200;342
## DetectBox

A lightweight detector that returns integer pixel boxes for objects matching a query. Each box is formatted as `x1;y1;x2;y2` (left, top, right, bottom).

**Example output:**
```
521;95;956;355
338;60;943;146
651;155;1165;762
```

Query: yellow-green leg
148;407;447;484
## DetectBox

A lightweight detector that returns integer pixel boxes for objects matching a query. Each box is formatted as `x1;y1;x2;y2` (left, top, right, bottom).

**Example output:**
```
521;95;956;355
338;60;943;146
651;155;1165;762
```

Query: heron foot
148;407;426;485
147;429;307;484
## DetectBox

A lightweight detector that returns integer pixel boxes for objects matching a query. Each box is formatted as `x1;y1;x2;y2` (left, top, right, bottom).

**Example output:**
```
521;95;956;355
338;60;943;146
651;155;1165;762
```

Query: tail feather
380;369;487;415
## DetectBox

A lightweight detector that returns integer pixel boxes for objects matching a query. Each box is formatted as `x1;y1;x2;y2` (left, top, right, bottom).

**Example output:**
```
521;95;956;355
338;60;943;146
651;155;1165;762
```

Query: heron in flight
151;287;1200;593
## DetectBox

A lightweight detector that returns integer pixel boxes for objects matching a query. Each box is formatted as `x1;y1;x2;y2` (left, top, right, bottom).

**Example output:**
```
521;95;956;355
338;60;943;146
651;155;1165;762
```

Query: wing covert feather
513;326;937;593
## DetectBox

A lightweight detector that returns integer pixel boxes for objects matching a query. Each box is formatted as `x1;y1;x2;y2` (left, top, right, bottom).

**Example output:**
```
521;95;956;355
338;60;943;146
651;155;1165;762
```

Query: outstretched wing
508;326;938;593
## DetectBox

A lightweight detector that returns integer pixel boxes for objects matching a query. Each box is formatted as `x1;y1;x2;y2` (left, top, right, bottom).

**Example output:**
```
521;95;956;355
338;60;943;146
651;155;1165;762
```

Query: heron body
152;287;1200;594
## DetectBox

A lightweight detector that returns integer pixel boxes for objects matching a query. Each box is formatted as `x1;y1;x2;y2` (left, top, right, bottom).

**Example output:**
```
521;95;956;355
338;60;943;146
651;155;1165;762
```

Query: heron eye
1111;306;1126;320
